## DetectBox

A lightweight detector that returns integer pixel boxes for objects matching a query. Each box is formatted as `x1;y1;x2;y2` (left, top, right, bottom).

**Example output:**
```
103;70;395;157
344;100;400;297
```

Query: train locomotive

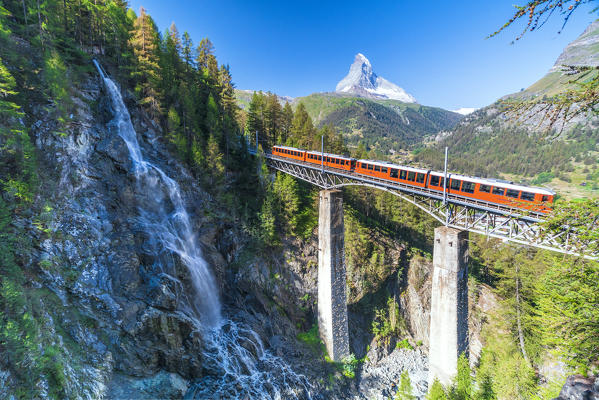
272;145;555;213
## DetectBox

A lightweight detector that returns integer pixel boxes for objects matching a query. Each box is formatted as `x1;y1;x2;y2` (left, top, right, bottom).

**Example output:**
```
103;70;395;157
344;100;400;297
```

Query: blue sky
129;0;597;110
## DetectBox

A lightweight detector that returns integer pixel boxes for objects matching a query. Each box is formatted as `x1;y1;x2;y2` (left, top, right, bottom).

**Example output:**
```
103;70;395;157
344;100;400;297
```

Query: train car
271;144;555;213
393;165;430;189
272;145;306;162
427;172;555;212
305;151;355;171
356;160;430;189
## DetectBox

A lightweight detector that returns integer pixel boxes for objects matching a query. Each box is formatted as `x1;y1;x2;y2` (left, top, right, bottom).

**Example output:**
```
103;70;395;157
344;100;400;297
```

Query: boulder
554;375;599;400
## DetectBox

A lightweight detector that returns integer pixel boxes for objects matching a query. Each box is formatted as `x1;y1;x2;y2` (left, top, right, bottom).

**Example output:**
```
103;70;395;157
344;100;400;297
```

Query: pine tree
395;370;416;400
195;37;214;70
160;22;183;109
535;254;599;372
273;172;300;233
206;133;224;186
427;378;448;400
264;92;281;146
281;102;293;144
129;6;162;119
246;91;265;146
290;102;314;149
181;30;195;73
452;353;472;400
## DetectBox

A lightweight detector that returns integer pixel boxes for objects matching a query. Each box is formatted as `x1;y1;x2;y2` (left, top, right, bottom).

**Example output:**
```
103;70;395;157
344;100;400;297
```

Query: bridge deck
251;149;595;258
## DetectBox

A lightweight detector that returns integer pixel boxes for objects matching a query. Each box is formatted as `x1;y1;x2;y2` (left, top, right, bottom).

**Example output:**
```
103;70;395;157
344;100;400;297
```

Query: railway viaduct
250;144;596;386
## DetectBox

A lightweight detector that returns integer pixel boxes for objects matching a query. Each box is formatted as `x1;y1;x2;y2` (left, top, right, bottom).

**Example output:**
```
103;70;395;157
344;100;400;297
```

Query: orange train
272;145;555;212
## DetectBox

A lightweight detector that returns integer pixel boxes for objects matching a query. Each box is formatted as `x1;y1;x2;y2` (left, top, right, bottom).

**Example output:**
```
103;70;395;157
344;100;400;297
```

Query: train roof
273;145;304;151
306;150;354;160
430;171;555;195
273;146;555;196
357;159;429;174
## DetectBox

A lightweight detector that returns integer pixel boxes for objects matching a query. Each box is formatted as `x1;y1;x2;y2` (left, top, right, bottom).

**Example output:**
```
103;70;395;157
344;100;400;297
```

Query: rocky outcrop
554;375;599;400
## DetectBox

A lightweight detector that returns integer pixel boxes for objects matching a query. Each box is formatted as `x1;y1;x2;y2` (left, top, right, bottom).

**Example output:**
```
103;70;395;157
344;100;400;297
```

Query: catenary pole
444;146;449;226
321;135;324;172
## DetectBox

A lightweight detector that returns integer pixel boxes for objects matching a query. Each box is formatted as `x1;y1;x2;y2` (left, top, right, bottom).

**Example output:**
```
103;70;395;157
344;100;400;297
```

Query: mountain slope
414;20;599;198
296;93;462;156
510;19;599;99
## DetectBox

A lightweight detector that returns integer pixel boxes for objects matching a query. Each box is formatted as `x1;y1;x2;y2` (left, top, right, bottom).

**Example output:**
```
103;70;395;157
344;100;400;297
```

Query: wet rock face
107;371;189;399
554;375;599;400
26;77;213;396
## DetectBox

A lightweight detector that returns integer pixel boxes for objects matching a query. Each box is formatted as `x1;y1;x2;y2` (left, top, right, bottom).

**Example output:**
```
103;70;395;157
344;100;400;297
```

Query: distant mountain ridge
509;19;599;100
335;53;417;103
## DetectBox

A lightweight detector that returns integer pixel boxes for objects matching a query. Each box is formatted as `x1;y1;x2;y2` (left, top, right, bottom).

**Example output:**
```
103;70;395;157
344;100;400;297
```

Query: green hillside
294;93;462;157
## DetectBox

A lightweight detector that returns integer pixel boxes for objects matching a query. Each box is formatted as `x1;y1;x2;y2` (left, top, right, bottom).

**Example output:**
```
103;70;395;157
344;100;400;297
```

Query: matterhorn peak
335;53;416;103
355;53;370;65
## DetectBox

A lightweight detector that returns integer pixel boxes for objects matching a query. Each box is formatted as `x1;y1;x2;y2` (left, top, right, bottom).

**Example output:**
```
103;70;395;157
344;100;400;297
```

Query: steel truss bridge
252;149;597;259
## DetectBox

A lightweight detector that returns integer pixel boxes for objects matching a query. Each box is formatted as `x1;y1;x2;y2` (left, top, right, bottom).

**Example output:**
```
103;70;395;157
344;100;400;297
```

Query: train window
430;176;440;186
408;171;416;181
479;184;491;193
462;181;475;193
439;177;444;188
542;195;549;202
368;164;373;170
381;167;388;173
521;192;535;201
506;189;520;198
450;179;461;190
374;165;380;172
493;187;505;196
400;170;407;180
390;169;398;178
416;173;425;183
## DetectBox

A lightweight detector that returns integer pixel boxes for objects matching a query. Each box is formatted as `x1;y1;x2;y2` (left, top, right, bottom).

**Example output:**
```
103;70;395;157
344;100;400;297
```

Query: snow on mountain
452;107;477;115
335;53;417;103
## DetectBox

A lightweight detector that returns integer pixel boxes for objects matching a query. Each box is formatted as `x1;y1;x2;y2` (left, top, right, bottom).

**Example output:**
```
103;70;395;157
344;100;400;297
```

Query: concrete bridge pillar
318;189;350;362
429;226;469;386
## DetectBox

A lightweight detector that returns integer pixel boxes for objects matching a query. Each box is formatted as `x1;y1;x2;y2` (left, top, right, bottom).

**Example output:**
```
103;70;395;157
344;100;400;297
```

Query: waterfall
94;61;312;399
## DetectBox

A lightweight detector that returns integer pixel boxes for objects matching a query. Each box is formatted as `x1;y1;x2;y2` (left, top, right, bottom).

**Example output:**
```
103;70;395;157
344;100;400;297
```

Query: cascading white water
95;59;222;327
94;61;312;399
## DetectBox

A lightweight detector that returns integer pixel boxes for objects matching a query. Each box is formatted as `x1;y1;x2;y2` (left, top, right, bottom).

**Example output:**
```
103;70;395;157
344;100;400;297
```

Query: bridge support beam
318;189;350;362
429;226;469;386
